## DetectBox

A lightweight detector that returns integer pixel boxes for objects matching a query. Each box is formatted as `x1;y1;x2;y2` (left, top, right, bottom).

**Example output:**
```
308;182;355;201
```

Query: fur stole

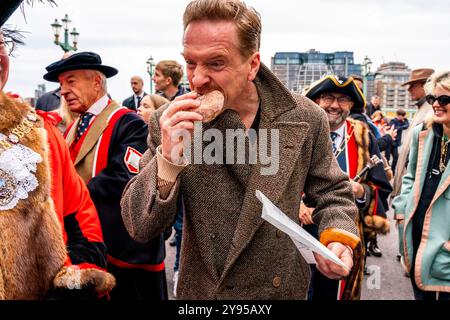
0;92;67;299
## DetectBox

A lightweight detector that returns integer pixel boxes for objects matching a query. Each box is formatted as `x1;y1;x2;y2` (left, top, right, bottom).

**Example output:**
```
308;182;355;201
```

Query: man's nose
331;98;340;108
60;84;69;95
191;65;209;89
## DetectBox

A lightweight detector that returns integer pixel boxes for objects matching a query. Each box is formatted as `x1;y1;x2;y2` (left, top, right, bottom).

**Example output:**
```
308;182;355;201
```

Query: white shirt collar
86;94;109;116
333;122;346;138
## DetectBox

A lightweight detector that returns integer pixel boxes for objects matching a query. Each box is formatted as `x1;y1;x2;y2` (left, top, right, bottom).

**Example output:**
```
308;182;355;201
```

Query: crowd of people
0;0;448;301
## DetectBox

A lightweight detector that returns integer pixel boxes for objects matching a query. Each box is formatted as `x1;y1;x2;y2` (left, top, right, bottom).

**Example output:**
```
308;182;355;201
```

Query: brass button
272;276;281;288
276;229;283;238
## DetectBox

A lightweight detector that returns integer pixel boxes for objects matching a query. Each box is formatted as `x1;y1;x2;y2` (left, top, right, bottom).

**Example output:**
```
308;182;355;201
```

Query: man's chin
67;103;83;114
328;117;346;130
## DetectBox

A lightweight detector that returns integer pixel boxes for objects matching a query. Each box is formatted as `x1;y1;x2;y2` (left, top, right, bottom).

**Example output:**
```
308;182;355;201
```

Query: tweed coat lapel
66;117;80;147
74;101;120;165
218;64;310;284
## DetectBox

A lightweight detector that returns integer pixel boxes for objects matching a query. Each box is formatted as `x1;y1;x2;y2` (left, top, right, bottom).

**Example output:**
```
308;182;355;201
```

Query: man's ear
166;76;173;86
94;73;103;92
247;52;260;82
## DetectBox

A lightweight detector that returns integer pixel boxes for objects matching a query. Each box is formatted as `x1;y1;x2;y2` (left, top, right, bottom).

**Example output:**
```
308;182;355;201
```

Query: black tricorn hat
305;75;366;113
1;1;56;46
43;51;118;82
0;0;22;28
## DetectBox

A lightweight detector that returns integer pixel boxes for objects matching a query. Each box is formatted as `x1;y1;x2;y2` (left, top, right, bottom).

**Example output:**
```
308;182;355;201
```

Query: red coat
39;111;115;296
43;114;107;269
0;93;113;299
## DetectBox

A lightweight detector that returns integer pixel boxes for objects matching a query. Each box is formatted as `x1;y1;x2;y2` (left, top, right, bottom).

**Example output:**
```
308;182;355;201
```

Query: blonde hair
183;0;261;58
424;70;450;95
56;96;78;134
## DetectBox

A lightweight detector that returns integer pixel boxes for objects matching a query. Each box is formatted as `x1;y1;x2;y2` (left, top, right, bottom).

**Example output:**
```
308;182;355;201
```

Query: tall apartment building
365;73;376;102
374;62;414;113
271;49;362;93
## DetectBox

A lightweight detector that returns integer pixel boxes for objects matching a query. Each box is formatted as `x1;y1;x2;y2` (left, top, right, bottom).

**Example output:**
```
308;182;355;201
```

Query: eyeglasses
0;40;15;56
319;94;353;106
426;94;450;107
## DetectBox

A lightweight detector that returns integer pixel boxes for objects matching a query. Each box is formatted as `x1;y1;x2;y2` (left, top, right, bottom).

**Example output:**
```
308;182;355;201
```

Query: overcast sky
4;0;450;101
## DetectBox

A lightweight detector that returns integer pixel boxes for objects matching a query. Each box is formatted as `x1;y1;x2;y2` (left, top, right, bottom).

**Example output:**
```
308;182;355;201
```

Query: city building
365;73;376;103
373;62;415;118
271;49;362;93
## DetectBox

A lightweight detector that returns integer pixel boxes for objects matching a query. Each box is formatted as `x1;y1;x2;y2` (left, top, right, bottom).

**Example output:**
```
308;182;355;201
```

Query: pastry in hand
194;90;225;123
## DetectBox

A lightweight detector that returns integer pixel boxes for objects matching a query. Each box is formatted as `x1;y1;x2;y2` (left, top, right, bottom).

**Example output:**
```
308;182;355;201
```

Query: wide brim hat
401;68;435;87
305;75;366;113
43;51;118;82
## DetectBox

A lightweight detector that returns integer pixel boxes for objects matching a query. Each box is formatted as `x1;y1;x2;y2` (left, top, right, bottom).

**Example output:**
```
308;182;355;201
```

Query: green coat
393;122;450;293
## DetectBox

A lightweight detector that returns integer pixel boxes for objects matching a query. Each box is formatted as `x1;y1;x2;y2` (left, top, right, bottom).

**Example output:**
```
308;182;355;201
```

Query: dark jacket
389;118;410;147
65;102;165;269
158;85;189;101
366;102;381;117
35;88;61;111
122;92;147;111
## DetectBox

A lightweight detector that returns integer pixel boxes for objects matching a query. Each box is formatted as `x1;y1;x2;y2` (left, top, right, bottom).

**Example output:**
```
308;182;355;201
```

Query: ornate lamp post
362;55;372;98
146;56;155;94
51;14;79;52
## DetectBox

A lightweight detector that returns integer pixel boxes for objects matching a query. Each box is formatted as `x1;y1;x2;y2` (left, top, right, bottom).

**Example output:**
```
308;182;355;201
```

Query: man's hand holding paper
257;190;357;280
314;242;353;279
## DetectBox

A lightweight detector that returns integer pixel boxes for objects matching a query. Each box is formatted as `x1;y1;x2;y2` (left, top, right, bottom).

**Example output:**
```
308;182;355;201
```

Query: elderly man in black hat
0;0;116;300
43;52;168;300
302;75;392;300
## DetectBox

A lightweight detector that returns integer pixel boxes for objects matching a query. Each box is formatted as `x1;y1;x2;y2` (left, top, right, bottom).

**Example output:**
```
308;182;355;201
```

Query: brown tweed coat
121;64;359;300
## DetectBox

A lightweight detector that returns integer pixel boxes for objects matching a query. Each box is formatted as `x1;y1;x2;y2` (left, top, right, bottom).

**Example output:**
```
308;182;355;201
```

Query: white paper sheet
256;190;350;270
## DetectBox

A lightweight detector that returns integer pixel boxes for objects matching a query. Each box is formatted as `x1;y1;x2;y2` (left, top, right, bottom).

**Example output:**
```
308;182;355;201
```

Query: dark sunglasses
426;94;450;106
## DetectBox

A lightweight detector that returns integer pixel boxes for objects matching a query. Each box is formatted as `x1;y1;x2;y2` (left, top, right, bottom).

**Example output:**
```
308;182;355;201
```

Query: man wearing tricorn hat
43;51;167;300
304;75;392;300
0;0;114;299
393;68;434;198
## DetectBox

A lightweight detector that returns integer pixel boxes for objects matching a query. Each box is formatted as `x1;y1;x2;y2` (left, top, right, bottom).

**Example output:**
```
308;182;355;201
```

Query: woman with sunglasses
393;71;450;300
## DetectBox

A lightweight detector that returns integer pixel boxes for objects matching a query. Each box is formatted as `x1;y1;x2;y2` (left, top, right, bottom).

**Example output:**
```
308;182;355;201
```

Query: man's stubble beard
328;110;350;131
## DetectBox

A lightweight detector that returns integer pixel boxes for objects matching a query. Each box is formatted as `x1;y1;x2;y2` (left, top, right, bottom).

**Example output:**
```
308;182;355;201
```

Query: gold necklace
334;127;354;159
439;135;450;173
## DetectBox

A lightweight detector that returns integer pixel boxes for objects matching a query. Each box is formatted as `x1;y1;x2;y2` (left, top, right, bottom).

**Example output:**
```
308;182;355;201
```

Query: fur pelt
349;118;370;173
364;215;390;235
0;93;66;300
54;266;116;293
349;118;390;234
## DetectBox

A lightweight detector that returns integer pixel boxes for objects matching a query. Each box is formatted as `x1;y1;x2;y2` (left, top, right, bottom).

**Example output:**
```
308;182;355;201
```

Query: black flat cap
43;51;118;82
305;75;366;113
